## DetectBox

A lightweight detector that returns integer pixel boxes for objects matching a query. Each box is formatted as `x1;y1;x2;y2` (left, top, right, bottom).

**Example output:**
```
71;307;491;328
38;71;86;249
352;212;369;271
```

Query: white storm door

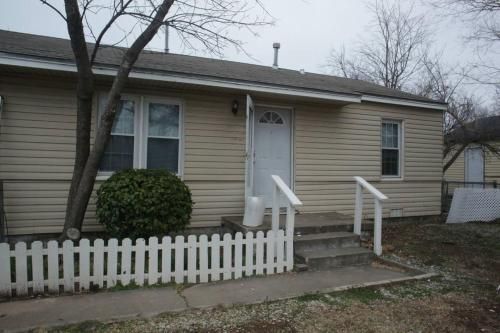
253;107;292;207
465;147;484;186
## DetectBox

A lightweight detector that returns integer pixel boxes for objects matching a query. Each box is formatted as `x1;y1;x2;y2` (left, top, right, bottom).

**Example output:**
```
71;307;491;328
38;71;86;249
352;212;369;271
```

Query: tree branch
40;0;67;21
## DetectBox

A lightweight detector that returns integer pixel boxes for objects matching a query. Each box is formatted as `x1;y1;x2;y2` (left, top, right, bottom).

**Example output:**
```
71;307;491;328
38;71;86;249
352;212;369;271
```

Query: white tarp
447;188;500;223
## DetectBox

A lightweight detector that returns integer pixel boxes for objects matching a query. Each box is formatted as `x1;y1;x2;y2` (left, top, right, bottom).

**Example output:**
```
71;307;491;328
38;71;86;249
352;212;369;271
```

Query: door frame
464;146;485;183
249;102;295;197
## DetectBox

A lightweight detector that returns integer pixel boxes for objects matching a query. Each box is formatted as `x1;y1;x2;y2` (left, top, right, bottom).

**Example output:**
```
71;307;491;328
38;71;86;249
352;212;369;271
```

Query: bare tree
425;0;500;85
41;0;271;240
415;56;499;171
327;0;428;90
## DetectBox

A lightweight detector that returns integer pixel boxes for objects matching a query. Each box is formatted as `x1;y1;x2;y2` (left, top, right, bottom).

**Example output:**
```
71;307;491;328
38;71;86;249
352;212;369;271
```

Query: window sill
96;174;112;181
381;176;404;182
96;171;183;181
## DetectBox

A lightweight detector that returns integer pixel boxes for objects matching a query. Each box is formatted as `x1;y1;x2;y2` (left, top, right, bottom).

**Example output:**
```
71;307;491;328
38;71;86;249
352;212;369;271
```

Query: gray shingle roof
0;29;444;105
446;115;500;143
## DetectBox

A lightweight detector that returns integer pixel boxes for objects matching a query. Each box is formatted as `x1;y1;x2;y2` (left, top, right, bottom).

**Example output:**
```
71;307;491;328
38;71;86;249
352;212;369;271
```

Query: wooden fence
0;230;292;297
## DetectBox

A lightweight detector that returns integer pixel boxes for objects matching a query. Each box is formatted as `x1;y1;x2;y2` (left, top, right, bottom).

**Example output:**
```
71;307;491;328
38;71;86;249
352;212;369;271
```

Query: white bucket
242;196;265;227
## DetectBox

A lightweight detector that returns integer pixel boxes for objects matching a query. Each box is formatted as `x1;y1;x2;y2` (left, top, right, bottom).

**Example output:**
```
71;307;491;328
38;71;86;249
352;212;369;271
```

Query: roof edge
362;95;447;111
0;52;447;110
0;52;361;103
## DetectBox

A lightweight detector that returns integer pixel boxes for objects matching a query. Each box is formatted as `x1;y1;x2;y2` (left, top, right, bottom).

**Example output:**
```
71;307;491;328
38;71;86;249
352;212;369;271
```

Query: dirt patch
382;221;500;283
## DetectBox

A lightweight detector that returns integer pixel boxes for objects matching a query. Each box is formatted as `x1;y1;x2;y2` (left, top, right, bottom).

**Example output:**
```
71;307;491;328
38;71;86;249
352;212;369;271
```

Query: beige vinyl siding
0;75;101;234
444;151;465;181
294;102;443;217
484;144;500;184
182;96;246;225
0;73;245;235
1;71;443;236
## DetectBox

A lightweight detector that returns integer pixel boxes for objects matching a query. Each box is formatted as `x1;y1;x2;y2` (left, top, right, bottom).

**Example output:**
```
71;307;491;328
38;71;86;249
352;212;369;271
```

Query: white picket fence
0;230;292;297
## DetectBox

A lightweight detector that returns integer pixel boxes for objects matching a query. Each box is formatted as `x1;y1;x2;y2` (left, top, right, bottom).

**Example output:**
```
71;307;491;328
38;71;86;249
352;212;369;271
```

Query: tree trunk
61;0;174;240
61;0;95;240
443;143;467;173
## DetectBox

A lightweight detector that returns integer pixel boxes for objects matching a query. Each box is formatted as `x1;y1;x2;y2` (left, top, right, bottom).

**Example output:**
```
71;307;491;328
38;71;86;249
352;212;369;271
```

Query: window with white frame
99;95;182;175
381;120;402;177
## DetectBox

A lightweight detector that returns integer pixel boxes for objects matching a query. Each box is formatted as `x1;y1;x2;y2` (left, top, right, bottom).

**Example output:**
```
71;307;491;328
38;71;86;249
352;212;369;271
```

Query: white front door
253;107;292;207
465;147;484;185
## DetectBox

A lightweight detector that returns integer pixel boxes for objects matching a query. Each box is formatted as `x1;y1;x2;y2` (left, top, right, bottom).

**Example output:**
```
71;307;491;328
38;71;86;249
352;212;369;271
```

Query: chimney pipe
272;42;280;69
164;23;170;53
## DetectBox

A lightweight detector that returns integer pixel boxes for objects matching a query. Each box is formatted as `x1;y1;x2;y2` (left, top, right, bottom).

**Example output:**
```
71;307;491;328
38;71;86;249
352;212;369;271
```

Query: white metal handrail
353;176;388;256
271;175;302;270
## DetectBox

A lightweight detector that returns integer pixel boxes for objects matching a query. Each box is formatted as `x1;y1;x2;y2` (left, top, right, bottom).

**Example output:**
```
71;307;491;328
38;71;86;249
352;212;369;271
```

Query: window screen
146;102;180;173
100;100;135;172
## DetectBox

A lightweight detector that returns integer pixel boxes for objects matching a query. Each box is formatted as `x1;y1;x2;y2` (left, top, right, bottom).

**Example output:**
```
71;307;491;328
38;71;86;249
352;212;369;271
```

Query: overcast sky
0;0;497;104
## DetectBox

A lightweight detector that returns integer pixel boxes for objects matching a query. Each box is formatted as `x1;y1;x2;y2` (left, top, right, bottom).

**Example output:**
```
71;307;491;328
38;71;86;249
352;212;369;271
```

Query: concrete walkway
0;265;430;332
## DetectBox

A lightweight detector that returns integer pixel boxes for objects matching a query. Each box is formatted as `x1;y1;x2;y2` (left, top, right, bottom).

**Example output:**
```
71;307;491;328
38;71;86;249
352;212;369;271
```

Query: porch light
231;100;239;115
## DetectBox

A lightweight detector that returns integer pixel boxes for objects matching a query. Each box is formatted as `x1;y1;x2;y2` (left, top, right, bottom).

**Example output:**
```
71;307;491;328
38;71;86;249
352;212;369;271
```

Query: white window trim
96;93;184;180
381;119;404;180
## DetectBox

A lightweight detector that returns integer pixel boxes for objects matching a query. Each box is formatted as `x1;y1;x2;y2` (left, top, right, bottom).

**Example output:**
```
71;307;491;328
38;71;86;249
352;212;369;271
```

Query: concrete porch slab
0;263;433;333
222;212;373;235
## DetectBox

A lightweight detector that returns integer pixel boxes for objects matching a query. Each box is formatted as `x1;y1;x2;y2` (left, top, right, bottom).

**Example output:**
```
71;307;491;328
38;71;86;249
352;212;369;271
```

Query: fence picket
245;232;254;277
121;238;132;286
14;242;28;296
276;230;285;274
266;230;275;275
148;237;159;285
107;239;118;288
94;239;105;288
79;239;90;291
174;236;185;284
187;235;197;283
234;232;243;279
135;238;145;286
31;241;44;294
47;240;59;293
223;233;232;280
62;240;75;293
0;243;11;296
210;234;220;282
255;231;264;275
199;235;209;283
161;236;172;284
1;229;295;297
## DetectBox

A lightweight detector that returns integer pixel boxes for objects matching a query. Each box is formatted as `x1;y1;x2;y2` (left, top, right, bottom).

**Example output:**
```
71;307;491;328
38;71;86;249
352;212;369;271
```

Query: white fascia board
362;94;447;111
0;53;361;103
0;53;447;110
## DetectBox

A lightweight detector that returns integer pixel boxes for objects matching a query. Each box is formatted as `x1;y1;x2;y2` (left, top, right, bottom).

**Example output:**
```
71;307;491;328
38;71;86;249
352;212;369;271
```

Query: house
0;30;447;238
444;115;500;186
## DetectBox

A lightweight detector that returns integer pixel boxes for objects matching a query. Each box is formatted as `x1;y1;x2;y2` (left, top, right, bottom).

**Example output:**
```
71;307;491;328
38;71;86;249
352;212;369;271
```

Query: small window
100;100;135;172
381;120;402;177
259;111;284;124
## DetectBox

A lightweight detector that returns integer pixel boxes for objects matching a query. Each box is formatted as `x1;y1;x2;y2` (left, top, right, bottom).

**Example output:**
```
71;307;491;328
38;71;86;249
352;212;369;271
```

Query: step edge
295;248;374;260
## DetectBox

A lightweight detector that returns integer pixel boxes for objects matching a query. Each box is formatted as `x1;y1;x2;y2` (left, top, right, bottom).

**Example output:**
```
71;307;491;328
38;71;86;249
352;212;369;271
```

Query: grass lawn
42;220;500;333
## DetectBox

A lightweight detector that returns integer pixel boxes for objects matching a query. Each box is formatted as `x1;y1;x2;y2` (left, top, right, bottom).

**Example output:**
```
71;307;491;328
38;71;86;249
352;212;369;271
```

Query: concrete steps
294;231;373;271
294;232;360;253
221;212;374;271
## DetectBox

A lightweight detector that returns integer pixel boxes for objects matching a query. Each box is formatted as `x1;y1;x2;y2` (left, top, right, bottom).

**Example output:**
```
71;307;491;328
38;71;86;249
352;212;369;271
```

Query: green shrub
96;169;193;239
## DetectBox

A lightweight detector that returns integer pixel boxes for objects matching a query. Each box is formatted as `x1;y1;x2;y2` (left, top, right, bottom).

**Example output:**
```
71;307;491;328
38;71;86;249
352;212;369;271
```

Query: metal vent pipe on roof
273;42;280;69
164;23;170;53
